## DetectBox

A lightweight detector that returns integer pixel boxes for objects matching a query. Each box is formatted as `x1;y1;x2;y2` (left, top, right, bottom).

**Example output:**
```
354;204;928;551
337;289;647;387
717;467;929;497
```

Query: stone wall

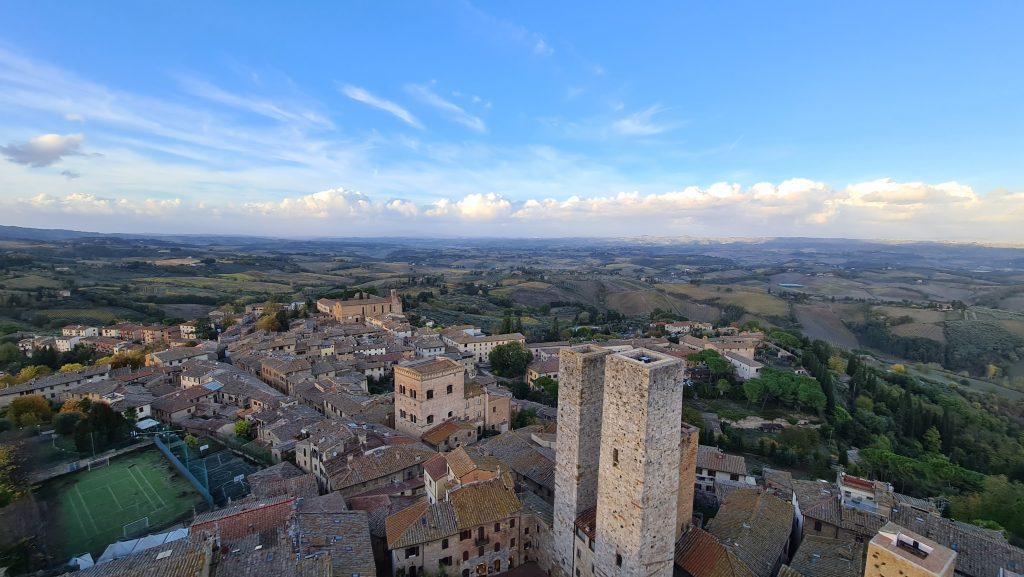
553;345;609;577
594;349;683;577
677;423;699;538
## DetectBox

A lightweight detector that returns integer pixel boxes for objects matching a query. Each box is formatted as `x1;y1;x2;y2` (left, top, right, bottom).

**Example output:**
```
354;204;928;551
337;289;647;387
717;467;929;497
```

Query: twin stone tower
553;345;697;577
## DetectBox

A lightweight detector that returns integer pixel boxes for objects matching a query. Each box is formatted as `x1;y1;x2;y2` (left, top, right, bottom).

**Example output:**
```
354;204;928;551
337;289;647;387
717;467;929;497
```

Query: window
440;557;452;567
494;542;501;552
405;546;419;559
427;390;434;399
400;385;406;394
410;415;417;423
442;538;449;550
524;527;530;535
524;541;532;550
463;551;469;561
494;522;501;532
447;385;453;394
730;474;739;481
411;390;417;399
460;530;471;540
615;554;622;567
510;519;515;528
511;538;516;547
493;560;501;573
400;410;407;419
427;415;434;424
613;448;619;466
814;520;822;532
448;411;453;418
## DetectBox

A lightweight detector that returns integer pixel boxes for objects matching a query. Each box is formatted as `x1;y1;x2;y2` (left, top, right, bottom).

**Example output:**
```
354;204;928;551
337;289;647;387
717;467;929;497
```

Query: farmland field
794;304;860;348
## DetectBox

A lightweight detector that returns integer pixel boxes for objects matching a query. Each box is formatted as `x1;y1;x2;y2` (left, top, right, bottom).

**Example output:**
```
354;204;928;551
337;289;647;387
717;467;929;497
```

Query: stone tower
553;345;611;577
594;348;685;577
677;422;700;539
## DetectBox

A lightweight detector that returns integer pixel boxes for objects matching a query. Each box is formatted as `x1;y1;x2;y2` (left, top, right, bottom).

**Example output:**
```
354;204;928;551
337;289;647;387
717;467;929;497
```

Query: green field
40;450;203;560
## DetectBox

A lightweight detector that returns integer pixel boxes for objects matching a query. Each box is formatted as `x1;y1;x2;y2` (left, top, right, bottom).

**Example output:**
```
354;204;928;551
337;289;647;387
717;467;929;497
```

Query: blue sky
0;1;1022;240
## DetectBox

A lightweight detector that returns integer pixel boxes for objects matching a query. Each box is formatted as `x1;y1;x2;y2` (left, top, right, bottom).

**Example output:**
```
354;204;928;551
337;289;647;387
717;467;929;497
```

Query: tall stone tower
553;345;611;577
677;423;700;539
594;349;685;577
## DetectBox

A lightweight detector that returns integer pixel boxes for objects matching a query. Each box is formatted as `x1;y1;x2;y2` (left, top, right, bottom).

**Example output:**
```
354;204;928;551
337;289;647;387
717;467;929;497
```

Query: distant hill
0;225;102;241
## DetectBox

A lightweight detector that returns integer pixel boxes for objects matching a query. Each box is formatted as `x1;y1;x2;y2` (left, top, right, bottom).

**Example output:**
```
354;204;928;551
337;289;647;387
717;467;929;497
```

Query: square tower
554;344;611;577
594;348;685;577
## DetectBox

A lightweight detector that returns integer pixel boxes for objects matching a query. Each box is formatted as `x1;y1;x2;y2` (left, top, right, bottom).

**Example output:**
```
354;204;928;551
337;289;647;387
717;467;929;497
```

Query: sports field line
106;485;124;510
72;484;100;534
65;483;90;538
127;465;159;511
130;463;167;510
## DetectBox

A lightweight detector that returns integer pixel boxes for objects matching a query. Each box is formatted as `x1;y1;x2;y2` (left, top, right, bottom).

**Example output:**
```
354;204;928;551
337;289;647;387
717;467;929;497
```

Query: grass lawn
40;449;203;560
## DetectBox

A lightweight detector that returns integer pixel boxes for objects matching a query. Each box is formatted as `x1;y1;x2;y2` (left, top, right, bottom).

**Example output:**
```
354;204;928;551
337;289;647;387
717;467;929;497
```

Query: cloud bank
2;178;1021;242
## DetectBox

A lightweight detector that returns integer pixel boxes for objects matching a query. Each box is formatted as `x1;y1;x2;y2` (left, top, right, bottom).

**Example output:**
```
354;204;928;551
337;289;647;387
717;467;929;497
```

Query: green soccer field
40;449;204;561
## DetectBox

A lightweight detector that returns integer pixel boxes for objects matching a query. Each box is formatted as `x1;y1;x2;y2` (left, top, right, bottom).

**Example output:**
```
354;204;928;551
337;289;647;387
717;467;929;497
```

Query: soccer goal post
87;457;110;471
123;516;150;539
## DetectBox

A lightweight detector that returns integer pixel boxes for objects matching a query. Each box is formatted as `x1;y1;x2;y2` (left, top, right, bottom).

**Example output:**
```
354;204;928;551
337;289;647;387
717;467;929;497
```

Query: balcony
474;536;490;547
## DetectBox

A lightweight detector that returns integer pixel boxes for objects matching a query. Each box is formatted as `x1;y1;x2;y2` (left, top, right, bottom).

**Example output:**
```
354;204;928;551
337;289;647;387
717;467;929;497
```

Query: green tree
234;419;252;439
533;376;558;400
950;476;1024;541
8;395;52;426
512;408;538;429
923;426;942;454
59;362;86;373
53;411;82;435
185;434;199;448
488;342;533;378
0;444;26;507
716;378;731;397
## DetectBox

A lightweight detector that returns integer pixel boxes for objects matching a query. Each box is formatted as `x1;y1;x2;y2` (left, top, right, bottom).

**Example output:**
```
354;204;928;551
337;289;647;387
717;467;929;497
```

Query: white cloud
340;85;423;130
612;105;674;136
407;84;486;133
1;133;83;167
179;76;333;128
426;193;510;219
244;188;377;218
21;192;183;216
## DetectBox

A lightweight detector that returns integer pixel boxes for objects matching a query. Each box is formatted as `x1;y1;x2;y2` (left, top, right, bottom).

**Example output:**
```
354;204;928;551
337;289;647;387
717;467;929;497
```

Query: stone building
865;523;956;577
593;348;685;577
321;290;403;322
394;357;511;439
553;345;609;577
552;346;692;577
394;357;467;437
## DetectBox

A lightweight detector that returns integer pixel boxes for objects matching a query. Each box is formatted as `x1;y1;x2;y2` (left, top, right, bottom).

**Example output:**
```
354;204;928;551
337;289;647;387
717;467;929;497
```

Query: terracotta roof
574;507;597;541
190;496;294;541
789;536;864;577
421;420;475;446
675;526;757;577
445;446;502;480
706;488;795;577
385;477;520;549
423;453;449;480
698;445;748;476
449;477;521;529
60;535;214;577
328;444;433;490
385;499;456;549
477;428;555;491
396;357;463;377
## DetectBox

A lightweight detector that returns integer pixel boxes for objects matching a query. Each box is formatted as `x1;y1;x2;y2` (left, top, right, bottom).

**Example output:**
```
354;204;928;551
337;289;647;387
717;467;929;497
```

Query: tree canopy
488;342;533;378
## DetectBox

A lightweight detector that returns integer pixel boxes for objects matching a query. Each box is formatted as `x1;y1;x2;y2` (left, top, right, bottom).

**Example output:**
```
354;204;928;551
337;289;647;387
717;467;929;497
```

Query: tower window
612;448;619;466
615;554;622;567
